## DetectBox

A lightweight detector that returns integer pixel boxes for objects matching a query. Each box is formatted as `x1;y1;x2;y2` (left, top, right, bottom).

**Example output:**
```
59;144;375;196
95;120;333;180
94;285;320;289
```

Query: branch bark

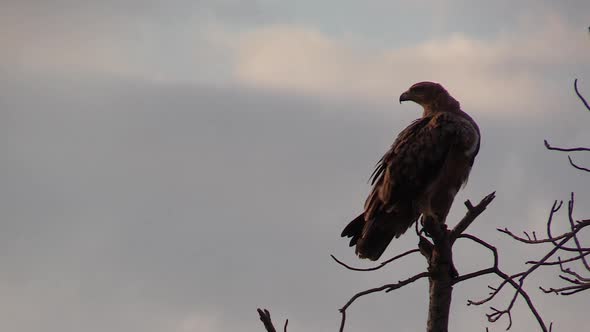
421;192;496;332
258;192;549;332
257;309;287;332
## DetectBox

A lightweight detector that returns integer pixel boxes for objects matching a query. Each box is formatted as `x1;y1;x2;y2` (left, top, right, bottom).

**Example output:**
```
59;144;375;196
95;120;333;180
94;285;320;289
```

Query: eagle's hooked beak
399;91;412;104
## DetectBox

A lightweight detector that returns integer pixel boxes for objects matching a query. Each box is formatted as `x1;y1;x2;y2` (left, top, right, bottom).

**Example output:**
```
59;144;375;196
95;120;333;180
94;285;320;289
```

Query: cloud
3;2;586;112
1;3;590;331
0;3;237;83
1;73;589;332
234;16;589;112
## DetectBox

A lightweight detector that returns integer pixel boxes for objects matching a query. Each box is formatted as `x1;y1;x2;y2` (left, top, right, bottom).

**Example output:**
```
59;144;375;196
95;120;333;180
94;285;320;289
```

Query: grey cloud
2;1;589;331
1;72;589;331
1;0;275;26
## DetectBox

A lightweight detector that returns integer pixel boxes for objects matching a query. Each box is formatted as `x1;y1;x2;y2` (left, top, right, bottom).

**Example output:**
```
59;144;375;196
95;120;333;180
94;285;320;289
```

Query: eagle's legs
421;214;459;279
419;215;434;237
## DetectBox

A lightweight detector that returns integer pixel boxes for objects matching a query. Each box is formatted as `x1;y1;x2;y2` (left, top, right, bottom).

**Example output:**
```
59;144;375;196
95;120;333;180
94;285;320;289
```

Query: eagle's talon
450;265;459;279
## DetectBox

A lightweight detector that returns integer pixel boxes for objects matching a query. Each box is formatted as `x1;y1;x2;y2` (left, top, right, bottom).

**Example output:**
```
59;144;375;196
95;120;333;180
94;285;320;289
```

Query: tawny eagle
341;82;480;260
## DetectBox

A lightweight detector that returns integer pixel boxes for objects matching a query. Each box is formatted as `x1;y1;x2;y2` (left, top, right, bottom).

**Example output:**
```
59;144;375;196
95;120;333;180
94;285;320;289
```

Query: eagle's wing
342;112;479;260
365;113;462;221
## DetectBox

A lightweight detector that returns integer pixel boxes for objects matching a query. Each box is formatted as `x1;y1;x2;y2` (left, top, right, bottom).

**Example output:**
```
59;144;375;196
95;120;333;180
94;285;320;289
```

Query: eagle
341;82;480;260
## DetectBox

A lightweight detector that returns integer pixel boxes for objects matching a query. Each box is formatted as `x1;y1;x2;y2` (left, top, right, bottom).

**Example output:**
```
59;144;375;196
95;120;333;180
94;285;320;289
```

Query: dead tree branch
337;272;429;332
257;78;587;331
334;192;500;332
544;79;589;173
574;78;590;112
501;79;590;312
257;191;557;332
459;233;550;331
543;140;590;153
567;155;590;173
258;193;552;332
501;192;590;301
257;308;288;332
543;141;590;173
330;248;420;272
450;192;496;243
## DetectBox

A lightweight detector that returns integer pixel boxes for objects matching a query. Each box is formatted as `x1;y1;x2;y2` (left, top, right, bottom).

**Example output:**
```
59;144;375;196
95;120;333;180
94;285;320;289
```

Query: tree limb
457;234;550;331
450;192;496;243
338;272;429;332
544;140;590;152
574;78;590;112
568;155;590;173
257;308;282;332
330;249;420;272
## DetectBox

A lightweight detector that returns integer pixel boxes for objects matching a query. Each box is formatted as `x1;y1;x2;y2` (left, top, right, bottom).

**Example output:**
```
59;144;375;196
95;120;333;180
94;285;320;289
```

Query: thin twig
527;251;590;266
338;272;429;332
458;235;549;331
330;249;420;272
541;284;590;296
568;155;590;173
566;193;590;270
574;78;590;111
544;140;590;152
500;200;590;252
498;227;570;244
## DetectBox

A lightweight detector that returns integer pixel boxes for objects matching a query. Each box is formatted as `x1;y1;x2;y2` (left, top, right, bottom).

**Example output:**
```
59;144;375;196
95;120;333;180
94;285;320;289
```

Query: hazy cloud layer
235;16;589;110
3;2;588;105
1;1;590;332
1;75;590;332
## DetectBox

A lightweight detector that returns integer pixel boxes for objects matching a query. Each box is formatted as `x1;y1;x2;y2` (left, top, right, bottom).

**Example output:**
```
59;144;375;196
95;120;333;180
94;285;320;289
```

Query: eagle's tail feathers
342;209;416;261
341;213;364;247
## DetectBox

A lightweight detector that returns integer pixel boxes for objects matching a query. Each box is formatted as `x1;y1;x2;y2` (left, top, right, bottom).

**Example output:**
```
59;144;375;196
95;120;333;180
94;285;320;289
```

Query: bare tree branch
338;272;429;332
497;190;590;331
457;233;550;331
330;249;420;272
450;192;497;243
539;257;590;295
544;140;590;152
257;308;283;332
499;199;590;252
568;155;590;173
565;193;590;270
574;78;590;111
258;190;556;332
543;79;589;175
458;236;544;329
527;251;590;266
257;78;587;332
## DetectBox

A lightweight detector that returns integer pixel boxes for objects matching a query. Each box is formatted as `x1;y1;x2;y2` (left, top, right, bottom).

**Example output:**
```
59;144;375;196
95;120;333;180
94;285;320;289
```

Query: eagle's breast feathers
367;111;479;222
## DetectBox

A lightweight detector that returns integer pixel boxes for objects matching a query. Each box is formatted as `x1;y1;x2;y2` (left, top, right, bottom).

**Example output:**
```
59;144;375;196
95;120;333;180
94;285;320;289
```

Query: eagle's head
399;81;459;114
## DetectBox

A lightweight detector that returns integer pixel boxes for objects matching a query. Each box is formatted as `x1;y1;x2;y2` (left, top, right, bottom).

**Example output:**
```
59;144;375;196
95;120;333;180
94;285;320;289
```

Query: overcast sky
1;1;590;331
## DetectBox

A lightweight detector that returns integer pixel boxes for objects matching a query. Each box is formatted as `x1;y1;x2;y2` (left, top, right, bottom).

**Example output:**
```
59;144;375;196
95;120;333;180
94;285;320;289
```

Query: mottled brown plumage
342;82;480;260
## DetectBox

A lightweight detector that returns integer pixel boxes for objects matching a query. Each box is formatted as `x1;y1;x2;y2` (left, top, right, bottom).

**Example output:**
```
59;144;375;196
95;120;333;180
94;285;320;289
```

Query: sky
1;1;590;331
